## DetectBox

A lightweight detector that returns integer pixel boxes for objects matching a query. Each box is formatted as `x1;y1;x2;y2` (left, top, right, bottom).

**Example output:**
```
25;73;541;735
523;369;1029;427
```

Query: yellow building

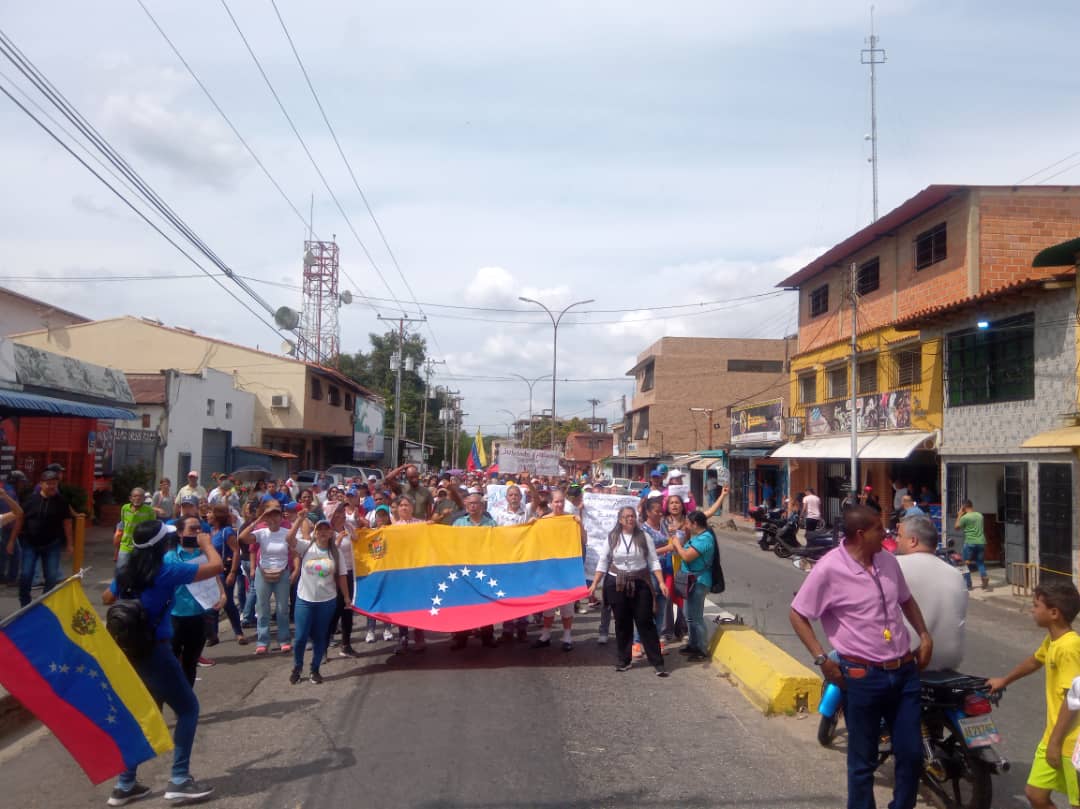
12;316;379;470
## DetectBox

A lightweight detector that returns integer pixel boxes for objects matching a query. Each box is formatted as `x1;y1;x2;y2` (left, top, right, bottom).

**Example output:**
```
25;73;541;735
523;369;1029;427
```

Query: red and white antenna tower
299;239;343;365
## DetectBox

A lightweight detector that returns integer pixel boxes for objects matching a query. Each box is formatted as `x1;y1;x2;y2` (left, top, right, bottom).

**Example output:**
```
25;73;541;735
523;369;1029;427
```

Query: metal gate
1002;463;1028;583
200;429;231;483
1038;463;1073;582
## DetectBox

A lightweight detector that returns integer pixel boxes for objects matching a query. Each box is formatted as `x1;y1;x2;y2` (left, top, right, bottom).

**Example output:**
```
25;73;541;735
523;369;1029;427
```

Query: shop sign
730;399;784;445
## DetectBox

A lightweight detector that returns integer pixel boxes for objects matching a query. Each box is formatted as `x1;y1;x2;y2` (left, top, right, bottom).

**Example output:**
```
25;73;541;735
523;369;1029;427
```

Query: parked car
323;465;386;489
293;469;321;493
628;481;648;495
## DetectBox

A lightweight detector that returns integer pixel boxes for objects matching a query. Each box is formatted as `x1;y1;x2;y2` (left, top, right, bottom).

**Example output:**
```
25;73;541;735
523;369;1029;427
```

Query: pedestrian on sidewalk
670;509;717;662
789;504;933;809
589;506;669;677
955;499;989;591
10;469;71;607
988;580;1080;809
102;520;221;805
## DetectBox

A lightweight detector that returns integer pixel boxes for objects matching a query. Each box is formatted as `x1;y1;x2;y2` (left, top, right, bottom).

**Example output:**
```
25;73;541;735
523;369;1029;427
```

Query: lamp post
510;373;551;448
497;409;516;440
519;297;595;451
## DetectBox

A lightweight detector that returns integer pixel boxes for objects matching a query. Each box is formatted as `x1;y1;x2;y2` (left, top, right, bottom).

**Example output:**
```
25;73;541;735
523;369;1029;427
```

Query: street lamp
519;296;595;451
497;409;516;439
510;373;551;448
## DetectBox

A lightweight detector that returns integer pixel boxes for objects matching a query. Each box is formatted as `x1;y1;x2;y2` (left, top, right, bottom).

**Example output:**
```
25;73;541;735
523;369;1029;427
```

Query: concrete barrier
707;624;822;715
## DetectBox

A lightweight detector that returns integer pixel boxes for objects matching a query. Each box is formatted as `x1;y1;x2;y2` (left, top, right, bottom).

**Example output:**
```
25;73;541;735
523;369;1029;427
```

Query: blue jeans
293;597;337;672
840;658;922;809
17;539;62;607
685;581;708;654
255;569;292;647
241;560;257;622
117;641;199;789
962;543;987;587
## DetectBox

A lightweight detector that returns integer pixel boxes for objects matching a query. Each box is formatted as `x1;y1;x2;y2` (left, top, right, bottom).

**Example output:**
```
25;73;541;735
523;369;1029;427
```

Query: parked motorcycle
750;505;787;552
787;528;841;570
817;671;1008;809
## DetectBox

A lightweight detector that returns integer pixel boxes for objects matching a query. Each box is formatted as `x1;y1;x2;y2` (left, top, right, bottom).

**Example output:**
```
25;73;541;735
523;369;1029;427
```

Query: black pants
452;625;495;644
329;570;355;647
171;614;206;687
804;518;820;532
603;576;663;669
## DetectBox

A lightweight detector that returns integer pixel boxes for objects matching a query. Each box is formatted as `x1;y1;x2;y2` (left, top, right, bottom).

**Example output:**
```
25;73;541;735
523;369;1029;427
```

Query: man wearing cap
641;469;665;501
169;496;211;533
450;489;499;649
175;472;207;517
9;469;72;606
208;478;240;512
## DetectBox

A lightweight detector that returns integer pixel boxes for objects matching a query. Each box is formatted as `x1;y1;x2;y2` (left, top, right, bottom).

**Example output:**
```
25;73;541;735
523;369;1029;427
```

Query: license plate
957;715;1001;748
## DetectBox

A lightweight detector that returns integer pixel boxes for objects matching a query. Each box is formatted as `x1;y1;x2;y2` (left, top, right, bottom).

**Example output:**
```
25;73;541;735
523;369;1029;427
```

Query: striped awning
0;389;135;420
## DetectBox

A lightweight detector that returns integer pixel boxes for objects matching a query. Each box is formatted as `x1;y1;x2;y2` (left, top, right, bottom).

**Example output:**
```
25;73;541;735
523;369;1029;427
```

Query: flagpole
0;569;88;629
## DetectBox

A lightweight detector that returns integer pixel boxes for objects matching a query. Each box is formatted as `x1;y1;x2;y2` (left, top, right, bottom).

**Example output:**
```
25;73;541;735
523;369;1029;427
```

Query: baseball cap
367;474;378;482
186;470;198;477
180;494;199;506
6;470;27;483
315;518;332;529
40;470;60;481
567;484;582;496
45;463;65;473
262;498;283;512
466;486;482;496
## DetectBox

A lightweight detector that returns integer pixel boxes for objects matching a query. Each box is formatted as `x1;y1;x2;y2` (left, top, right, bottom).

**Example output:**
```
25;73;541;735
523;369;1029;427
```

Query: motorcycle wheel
923;746;993;809
817;708;842;747
774;542;793;559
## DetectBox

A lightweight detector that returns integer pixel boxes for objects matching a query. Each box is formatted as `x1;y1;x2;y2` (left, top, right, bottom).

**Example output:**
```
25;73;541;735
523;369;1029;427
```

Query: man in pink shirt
789;505;933;809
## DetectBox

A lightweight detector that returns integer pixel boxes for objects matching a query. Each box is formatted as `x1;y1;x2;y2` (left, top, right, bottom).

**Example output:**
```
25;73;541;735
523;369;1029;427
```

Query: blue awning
0;389;135;420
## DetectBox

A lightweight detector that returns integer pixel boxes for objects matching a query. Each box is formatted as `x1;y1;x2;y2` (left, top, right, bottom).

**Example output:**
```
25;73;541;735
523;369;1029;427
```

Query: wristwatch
813;654;828;667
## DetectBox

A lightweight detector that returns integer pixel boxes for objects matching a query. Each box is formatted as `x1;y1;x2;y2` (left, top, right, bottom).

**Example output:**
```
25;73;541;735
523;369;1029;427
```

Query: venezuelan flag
0;577;171;784
466;428;487;472
352;516;588;632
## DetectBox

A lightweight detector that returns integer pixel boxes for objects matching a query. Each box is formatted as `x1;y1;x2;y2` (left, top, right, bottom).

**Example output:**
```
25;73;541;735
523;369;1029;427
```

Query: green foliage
111;464;154;503
523;416;591;449
59;482;89;514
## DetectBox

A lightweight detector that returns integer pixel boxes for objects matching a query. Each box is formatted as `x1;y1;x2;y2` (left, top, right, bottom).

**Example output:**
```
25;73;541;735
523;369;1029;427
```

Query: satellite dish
303;249;316;269
274;306;300;330
279;340;296;356
339;290;353;305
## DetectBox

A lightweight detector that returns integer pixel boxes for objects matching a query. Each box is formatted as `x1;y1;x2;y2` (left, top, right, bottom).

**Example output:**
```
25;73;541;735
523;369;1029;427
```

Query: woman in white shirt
238;499;294;655
588;506;670;676
288;517;348;684
327;507;359;657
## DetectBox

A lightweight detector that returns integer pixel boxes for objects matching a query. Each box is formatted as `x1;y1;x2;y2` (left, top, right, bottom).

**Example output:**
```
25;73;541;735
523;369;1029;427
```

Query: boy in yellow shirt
989;580;1080;809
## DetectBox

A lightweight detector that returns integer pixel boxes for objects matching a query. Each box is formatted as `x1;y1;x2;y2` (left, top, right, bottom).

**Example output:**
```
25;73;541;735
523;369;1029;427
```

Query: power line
218;0;407;316
1015;151;1080;185
0;26;285;338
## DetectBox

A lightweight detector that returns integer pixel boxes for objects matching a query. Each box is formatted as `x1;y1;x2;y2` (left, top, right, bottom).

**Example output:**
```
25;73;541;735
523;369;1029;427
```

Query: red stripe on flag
353;586;589;632
0;632;126;784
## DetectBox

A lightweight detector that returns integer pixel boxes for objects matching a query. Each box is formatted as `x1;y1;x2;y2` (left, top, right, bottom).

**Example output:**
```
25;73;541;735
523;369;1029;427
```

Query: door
177;453;191;484
1002;463;1028;583
200;429;231;483
1038;463;1073;582
945;463;967;545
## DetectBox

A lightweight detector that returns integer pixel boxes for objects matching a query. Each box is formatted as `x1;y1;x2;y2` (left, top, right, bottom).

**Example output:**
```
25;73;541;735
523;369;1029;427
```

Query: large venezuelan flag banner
352;515;588;632
0;576;172;784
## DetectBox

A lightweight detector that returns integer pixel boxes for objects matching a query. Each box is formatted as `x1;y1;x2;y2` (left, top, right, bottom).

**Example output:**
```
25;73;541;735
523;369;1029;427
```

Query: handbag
260;566;284;583
674;567;693;599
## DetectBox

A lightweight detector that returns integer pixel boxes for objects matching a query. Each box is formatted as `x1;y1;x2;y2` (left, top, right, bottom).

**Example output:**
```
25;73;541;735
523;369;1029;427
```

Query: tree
336;331;451;469
524;416;591;450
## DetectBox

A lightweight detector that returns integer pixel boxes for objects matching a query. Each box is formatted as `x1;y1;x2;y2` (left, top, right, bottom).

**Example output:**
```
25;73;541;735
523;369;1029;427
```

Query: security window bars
893;346;922;388
827;366;848;400
810;284;829;317
857;358;878;394
857;258;880;295
946;314;1035;406
915;223;947;270
798;373;817;404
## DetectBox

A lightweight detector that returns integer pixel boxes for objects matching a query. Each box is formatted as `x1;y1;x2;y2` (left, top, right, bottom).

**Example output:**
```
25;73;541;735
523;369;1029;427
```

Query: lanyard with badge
869;565;893;641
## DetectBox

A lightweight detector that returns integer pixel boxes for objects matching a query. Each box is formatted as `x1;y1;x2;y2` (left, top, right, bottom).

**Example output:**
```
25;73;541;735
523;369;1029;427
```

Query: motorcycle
817;671;1008;809
750;505;787;552
787;528;841;570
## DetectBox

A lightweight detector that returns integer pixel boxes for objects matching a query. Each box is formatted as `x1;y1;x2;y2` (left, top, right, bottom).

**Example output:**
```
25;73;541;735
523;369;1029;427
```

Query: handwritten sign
183;554;220;610
494;447;561;476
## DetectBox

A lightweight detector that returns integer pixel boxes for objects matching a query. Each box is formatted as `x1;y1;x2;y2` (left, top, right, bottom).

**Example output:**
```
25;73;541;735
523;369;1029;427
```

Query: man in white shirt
895;514;967;671
175;471;207;517
802;487;822;531
492;484;531;527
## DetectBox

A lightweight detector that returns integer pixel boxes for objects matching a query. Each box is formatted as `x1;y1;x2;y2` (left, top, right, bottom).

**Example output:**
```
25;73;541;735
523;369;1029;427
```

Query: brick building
614;336;796;488
563;431;614;478
775;184;1080;527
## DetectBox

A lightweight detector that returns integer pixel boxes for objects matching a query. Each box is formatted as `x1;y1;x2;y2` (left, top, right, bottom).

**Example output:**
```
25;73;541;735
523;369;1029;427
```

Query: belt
839;651;917;671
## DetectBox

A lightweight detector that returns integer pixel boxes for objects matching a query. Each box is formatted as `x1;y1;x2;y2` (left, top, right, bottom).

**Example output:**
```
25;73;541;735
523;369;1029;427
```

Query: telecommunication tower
299;239;344;365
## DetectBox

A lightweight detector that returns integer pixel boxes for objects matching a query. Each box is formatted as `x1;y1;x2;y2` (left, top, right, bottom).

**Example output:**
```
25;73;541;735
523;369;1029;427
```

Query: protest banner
485;484;508;511
494;447;561;476
580;491;640;576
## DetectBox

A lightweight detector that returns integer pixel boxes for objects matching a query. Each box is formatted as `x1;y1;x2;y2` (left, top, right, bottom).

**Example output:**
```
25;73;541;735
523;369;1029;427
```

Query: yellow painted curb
707;625;822;715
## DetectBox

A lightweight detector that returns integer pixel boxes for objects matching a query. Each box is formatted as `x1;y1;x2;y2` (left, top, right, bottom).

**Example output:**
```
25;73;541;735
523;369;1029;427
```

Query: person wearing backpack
670;510;718;662
102;520;223;806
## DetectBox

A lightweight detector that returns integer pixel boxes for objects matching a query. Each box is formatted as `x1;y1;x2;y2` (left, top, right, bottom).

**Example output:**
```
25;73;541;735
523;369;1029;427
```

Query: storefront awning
1021;426;1080;448
771;431;935;461
0;389;135;420
690;458;713;470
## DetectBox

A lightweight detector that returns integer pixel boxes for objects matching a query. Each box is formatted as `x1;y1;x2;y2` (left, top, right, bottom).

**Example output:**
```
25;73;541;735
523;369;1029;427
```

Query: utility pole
419;358;445;469
587;398;601;430
861;6;886;222
849;261;860;497
377;314;426;469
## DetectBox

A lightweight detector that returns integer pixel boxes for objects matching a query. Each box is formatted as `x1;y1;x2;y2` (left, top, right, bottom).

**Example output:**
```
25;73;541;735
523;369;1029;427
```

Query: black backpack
106;593;156;661
709;538;725;595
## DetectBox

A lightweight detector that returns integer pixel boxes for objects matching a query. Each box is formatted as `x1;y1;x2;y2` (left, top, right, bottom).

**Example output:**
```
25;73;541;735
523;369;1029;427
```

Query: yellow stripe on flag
353;514;582;575
44;581;172;756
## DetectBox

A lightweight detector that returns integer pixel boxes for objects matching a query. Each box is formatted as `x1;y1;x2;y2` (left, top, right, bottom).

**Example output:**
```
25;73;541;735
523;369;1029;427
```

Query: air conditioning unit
271;394;290;409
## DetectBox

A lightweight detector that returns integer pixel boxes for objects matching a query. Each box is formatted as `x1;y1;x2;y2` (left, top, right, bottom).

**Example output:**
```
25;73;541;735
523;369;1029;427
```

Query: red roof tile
124;373;166;405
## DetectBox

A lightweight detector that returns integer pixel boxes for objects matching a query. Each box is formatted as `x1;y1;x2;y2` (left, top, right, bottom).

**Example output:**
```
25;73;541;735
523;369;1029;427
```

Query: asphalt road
1;576;931;809
712;526;1046;809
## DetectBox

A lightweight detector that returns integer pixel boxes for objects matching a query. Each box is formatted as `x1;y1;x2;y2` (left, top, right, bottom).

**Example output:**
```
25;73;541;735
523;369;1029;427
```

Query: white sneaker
597;633;608;645
382;628;394;642
365;630;376;643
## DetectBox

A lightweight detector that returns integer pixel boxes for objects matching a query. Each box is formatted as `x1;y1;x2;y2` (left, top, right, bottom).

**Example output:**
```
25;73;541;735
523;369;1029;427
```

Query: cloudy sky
1;0;1078;438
